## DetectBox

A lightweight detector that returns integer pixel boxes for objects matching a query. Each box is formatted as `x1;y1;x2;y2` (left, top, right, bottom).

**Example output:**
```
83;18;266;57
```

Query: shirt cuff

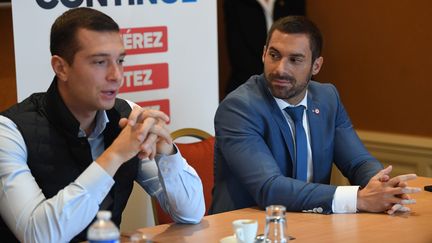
332;185;360;213
75;162;115;204
155;144;185;178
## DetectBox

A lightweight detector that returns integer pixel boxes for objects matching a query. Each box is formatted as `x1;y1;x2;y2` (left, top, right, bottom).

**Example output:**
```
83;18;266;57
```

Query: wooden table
124;177;432;243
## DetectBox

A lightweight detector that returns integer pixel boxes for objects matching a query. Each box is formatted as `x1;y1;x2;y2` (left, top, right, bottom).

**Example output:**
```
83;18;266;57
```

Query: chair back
153;128;214;225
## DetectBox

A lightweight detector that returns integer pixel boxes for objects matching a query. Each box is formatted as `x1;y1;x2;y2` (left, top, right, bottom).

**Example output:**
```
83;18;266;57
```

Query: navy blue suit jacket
210;75;383;214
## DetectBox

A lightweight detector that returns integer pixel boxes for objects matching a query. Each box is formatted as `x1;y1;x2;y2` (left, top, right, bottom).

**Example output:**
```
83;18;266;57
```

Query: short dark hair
265;16;323;61
50;7;120;64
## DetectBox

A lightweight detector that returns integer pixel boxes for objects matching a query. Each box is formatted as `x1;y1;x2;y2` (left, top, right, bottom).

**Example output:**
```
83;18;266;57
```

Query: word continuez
36;0;197;9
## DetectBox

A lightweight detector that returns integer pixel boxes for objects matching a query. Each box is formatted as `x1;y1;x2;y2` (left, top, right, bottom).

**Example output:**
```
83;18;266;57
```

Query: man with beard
210;16;420;215
223;0;306;95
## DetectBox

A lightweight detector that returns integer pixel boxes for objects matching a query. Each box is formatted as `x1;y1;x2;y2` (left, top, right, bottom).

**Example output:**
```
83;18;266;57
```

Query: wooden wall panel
0;5;17;111
307;1;432;137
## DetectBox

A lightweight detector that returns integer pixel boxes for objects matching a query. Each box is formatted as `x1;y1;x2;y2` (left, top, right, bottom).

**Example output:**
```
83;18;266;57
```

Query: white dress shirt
0;102;204;243
274;92;359;214
256;0;276;31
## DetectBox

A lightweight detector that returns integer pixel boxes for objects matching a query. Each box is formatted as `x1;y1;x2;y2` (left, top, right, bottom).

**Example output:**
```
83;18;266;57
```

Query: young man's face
58;28;126;115
262;30;323;105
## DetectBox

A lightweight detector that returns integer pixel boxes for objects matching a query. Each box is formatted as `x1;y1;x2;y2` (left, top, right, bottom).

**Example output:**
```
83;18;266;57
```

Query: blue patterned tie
285;106;308;181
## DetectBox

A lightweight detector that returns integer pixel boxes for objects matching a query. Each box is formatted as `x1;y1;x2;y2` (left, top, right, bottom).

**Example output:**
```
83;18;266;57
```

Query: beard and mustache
265;72;311;102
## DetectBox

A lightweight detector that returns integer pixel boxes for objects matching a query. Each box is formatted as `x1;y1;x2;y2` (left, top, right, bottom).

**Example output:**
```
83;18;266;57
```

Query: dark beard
265;73;310;101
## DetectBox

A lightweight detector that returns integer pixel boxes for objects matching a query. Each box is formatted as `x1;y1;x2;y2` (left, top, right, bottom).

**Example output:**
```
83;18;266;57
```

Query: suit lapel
270;99;296;165
307;95;325;183
258;77;296;172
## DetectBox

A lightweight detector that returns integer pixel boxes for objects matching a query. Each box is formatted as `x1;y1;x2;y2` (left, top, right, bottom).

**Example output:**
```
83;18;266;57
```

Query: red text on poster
120;63;169;93
120;26;168;55
137;99;170;122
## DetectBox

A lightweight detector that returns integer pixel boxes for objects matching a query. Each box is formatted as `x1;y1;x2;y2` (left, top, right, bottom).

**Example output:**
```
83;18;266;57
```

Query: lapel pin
312;108;320;115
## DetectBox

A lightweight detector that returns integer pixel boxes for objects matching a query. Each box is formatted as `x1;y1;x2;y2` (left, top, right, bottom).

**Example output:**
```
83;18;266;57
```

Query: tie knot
285;106;305;122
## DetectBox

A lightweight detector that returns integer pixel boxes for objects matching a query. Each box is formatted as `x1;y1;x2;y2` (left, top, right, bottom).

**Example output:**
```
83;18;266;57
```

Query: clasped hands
107;106;174;166
357;165;421;214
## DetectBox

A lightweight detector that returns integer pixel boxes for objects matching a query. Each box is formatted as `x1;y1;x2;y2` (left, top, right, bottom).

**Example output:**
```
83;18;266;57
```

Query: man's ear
312;56;324;75
51;55;69;81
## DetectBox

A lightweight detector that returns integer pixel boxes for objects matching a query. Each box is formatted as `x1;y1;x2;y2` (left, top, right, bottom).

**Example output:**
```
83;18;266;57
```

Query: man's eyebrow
268;46;280;52
290;53;306;58
88;53;110;58
88;52;127;58
267;47;305;58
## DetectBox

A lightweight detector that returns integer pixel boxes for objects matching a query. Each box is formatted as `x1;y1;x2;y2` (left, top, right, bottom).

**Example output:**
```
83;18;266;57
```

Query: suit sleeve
215;94;337;214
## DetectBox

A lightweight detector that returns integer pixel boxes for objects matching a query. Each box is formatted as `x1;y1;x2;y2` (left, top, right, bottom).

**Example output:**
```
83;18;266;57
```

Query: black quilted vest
0;79;139;242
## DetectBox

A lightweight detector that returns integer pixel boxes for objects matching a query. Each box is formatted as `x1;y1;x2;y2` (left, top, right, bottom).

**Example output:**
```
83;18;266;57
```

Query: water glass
264;205;288;243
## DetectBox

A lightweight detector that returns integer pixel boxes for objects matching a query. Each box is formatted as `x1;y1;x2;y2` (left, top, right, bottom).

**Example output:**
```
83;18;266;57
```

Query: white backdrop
11;0;218;134
11;0;218;230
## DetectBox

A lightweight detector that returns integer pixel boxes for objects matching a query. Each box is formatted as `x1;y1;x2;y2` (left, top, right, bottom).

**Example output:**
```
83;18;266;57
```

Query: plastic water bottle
87;210;120;243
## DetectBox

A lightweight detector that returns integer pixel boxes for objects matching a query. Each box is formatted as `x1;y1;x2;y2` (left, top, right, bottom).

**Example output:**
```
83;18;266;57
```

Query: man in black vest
0;7;204;242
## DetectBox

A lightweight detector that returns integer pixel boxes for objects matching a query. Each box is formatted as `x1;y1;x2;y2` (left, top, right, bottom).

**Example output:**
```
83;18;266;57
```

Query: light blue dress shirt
0;103;205;243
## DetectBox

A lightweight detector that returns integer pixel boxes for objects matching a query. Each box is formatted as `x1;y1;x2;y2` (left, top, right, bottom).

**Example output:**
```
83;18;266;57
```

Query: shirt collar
78;110;109;138
274;91;309;111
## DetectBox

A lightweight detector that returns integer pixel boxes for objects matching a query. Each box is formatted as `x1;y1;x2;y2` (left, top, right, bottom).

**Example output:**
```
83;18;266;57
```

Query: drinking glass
263;205;288;243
